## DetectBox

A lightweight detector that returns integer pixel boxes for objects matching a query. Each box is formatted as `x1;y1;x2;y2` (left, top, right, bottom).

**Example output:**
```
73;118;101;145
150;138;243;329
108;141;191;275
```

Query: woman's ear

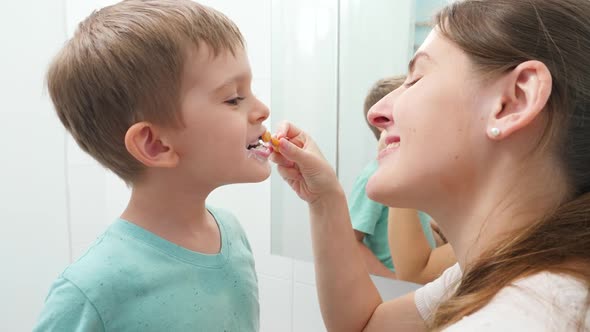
125;122;179;168
487;60;552;140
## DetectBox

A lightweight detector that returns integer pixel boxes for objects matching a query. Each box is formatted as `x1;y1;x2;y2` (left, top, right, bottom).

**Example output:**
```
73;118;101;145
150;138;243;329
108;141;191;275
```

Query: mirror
271;0;447;261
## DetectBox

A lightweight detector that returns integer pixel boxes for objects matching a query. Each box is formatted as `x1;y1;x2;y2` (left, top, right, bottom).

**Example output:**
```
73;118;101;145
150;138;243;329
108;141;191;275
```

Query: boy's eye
225;97;245;106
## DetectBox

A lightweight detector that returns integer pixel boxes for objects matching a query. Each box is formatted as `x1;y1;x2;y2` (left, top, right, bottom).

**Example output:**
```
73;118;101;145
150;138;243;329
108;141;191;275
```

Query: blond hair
47;0;244;183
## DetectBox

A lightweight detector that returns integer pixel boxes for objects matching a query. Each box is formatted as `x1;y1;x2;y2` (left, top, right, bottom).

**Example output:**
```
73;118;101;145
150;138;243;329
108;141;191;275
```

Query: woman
271;0;590;330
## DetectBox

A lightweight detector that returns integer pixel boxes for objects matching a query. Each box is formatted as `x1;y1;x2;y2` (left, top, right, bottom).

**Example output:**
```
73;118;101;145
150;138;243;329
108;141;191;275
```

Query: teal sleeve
33;277;104;332
348;174;384;235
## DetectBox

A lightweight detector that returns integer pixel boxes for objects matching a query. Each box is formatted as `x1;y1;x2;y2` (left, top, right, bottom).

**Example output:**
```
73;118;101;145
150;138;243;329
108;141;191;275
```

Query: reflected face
366;30;492;208
167;45;272;188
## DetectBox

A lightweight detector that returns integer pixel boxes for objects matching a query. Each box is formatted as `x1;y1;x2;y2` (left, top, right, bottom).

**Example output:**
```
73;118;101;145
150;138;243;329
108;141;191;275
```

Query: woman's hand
270;122;342;204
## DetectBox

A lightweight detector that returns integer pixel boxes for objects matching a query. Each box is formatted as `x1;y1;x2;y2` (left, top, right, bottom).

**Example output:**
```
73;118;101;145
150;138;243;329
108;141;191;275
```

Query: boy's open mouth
246;138;264;150
246;136;272;160
247;137;265;150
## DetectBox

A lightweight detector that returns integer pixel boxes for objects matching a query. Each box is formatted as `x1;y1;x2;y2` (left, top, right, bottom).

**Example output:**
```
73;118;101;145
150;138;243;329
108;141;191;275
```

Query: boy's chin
236;164;272;184
251;166;272;182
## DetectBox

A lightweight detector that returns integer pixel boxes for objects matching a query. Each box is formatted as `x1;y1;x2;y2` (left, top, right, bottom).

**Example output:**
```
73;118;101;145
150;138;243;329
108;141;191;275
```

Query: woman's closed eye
225;96;246;106
404;77;422;88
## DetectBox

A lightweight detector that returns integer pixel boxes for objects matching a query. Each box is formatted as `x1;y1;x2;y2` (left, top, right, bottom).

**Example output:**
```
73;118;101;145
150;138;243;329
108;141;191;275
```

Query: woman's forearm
309;190;383;331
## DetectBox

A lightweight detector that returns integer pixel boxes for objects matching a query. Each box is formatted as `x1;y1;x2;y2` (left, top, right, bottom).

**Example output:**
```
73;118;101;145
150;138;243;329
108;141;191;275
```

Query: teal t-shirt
349;160;436;271
34;207;259;332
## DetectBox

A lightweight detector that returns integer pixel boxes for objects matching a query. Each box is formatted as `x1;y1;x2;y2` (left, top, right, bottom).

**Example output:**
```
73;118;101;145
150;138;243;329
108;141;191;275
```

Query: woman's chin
366;175;411;207
366;177;389;204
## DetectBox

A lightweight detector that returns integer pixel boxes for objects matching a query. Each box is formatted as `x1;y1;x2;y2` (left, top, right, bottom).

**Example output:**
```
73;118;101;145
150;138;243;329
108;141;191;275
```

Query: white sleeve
414;263;462;321
442;302;544;332
443;273;589;331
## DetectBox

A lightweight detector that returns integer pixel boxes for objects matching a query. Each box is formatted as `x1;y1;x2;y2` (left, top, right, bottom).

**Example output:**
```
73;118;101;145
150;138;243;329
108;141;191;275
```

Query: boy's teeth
247;138;265;150
387;142;400;149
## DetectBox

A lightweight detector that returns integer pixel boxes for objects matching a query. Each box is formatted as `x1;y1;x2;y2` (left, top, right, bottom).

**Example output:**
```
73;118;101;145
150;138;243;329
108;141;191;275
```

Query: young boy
34;1;271;331
349;76;436;279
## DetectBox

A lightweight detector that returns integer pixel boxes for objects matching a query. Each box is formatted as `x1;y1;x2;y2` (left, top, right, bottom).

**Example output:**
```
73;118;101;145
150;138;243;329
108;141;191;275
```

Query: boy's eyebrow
408;51;433;74
212;72;252;93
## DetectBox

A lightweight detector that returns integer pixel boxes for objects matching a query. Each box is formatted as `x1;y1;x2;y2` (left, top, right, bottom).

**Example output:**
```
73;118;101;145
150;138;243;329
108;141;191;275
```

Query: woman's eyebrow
408;51;433;74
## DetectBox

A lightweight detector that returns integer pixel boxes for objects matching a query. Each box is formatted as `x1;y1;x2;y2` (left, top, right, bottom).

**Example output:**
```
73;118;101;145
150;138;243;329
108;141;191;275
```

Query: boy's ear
125;122;179;168
487;60;552;140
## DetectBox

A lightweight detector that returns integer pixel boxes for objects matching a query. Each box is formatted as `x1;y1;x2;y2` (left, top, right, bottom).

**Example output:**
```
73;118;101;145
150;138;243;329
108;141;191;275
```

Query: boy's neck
120;178;221;254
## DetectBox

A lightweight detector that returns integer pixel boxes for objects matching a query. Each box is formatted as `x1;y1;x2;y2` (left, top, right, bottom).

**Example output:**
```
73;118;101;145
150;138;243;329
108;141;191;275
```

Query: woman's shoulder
444;272;589;331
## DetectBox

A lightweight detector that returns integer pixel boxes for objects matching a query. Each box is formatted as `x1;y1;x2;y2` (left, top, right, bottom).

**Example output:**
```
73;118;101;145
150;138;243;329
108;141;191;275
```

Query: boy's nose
367;90;396;130
250;97;270;123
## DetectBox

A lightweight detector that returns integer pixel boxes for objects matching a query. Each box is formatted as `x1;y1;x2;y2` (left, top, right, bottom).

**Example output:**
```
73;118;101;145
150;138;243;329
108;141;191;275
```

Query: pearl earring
489;127;501;137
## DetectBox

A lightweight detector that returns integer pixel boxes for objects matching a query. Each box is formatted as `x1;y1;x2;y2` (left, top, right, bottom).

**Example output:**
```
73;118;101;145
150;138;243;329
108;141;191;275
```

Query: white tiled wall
1;0;70;330
293;283;325;332
337;0;414;198
269;0;340;263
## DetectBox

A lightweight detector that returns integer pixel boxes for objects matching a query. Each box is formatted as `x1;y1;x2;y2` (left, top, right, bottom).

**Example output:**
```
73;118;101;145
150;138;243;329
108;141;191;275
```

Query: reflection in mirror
270;0;339;261
337;0;414;200
271;0;446;262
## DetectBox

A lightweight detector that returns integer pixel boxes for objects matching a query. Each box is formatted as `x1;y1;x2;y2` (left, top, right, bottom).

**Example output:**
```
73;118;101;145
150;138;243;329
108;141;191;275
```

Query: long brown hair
431;0;590;329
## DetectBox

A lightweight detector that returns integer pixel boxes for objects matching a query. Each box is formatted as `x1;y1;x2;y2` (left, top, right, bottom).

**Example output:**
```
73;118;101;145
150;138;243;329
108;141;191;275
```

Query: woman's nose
367;91;395;130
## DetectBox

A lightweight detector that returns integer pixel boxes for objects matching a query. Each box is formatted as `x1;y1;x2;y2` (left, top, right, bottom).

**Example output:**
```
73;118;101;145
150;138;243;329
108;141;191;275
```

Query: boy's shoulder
59;207;249;295
207;205;238;226
60;225;148;295
207;205;251;249
207;205;244;233
36;211;260;331
66;208;239;264
35;225;151;330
